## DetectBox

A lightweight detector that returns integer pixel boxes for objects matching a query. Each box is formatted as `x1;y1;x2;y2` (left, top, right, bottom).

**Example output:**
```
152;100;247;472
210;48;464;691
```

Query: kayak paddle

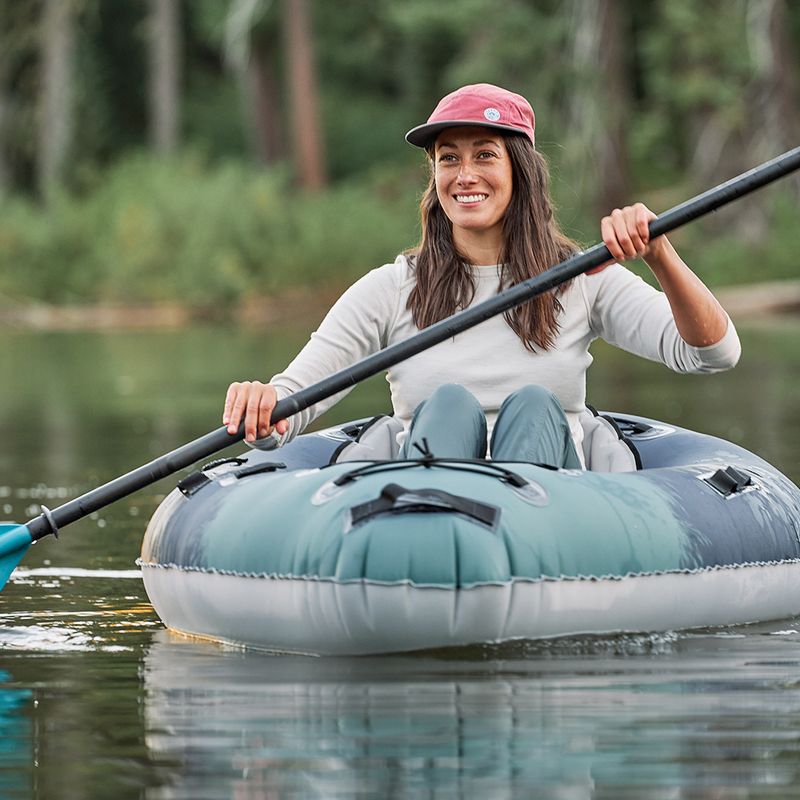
2;145;800;590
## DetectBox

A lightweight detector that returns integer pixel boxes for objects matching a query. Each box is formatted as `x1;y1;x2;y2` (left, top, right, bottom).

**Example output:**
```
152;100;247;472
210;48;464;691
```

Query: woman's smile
454;193;489;204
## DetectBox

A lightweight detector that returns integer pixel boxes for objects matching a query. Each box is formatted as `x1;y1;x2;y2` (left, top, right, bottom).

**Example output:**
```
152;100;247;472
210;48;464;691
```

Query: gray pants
398;383;582;468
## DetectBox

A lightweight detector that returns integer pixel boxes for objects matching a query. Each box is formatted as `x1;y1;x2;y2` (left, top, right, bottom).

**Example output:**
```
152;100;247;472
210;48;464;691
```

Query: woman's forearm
644;237;729;347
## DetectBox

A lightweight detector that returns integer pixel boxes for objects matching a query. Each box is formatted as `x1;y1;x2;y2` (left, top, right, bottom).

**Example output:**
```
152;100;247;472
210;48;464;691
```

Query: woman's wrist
642;235;676;277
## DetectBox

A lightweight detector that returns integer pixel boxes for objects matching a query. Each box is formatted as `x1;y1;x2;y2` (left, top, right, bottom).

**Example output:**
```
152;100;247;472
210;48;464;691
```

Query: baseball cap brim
405;119;531;149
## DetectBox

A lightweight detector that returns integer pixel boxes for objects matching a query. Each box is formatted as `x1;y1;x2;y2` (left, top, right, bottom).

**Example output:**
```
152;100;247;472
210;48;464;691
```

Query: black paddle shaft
25;145;800;542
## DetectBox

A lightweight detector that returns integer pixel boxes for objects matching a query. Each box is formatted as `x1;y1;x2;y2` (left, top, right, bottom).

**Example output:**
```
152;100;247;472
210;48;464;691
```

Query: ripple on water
1;568;158;653
0;624;101;652
10;567;142;581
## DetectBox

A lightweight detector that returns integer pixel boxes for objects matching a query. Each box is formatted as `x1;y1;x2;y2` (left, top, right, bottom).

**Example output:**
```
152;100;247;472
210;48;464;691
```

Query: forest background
1;0;799;321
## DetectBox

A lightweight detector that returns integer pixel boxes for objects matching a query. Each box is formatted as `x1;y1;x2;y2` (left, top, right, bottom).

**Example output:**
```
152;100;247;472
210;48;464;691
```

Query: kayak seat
581;408;640;472
331;408;640;473
330;415;402;463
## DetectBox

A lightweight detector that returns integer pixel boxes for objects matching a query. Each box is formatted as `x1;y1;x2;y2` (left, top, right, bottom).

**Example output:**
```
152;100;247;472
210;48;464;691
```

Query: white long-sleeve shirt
266;254;741;457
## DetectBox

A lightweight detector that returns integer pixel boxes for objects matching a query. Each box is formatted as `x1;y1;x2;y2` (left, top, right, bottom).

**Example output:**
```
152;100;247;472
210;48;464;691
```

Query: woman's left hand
590;203;666;274
593;202;730;347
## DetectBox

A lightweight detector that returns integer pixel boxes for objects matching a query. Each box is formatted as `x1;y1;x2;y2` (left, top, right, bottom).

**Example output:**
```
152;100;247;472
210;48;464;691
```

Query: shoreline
0;280;798;331
712;280;800;318
0;285;342;331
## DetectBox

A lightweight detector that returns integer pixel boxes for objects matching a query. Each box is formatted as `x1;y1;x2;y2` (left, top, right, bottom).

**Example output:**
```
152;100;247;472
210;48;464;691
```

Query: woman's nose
457;162;477;183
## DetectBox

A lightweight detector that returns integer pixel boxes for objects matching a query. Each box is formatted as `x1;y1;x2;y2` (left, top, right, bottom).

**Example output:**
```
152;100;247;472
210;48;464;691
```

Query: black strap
350;482;500;529
177;461;286;497
232;462;286;479
177;471;211;497
334;457;530;487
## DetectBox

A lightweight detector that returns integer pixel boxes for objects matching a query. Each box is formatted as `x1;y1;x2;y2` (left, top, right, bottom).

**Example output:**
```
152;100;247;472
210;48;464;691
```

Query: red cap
405;83;536;149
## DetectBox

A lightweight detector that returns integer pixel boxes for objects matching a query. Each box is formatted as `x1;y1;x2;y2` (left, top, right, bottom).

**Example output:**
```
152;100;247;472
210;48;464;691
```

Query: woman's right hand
223;381;289;443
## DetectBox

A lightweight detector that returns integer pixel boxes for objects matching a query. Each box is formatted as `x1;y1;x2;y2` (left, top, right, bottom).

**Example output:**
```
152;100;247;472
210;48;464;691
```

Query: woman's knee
403;383;486;460
503;384;560;414
426;383;482;415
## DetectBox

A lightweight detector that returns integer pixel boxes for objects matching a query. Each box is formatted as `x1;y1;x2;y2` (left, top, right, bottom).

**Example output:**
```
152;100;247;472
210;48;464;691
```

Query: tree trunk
595;0;631;215
38;0;75;198
148;0;181;155
753;0;800;193
567;0;631;219
0;94;9;196
711;0;800;240
282;0;326;190
247;41;285;164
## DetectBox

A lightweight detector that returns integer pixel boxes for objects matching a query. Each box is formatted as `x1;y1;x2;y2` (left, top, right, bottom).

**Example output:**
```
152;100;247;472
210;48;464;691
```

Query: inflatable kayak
139;411;800;655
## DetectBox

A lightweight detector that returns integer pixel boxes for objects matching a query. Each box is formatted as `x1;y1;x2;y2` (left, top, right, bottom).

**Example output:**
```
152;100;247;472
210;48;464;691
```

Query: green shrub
0;151;421;308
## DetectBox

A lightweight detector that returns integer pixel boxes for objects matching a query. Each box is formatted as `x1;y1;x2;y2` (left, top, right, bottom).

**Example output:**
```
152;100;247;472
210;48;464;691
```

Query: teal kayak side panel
185;462;693;588
493;470;687;581
342;515;512;585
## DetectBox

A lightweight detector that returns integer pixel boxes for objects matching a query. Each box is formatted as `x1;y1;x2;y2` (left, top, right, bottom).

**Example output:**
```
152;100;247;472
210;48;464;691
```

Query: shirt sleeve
250;259;404;449
585;264;741;374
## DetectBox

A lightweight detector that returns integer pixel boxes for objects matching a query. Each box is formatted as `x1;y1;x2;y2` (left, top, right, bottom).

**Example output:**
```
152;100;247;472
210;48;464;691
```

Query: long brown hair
407;136;578;351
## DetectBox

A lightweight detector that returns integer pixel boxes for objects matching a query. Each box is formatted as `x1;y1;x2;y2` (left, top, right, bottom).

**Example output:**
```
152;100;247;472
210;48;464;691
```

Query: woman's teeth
455;194;488;203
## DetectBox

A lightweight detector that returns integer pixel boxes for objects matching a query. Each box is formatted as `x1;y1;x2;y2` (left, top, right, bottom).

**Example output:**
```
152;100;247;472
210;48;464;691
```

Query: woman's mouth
454;194;488;204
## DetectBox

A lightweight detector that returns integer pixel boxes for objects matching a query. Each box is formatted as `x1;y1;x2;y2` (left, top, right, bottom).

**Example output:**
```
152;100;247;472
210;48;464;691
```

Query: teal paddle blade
0;524;32;589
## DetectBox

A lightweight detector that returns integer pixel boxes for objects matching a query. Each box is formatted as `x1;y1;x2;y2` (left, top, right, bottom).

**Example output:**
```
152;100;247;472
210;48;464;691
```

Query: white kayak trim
140;558;800;655
137;556;800;588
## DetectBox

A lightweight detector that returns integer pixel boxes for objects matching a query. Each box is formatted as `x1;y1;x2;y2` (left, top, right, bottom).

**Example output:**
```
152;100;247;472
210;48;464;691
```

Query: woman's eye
477;151;496;159
438;153;457;162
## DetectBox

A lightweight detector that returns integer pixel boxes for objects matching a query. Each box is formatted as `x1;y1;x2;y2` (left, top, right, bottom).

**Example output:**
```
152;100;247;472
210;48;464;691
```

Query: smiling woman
222;83;740;468
433;129;514;257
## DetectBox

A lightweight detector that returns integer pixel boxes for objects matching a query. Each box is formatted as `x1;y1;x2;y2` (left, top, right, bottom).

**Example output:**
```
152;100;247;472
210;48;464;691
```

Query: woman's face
434;126;514;246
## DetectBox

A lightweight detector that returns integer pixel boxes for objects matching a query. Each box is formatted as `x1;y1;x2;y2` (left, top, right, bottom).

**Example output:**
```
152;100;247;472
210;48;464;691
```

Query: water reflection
2;569;155;653
0;669;32;799
142;627;800;798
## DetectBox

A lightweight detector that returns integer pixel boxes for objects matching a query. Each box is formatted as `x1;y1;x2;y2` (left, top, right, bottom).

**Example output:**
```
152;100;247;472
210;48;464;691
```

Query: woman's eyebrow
437;138;501;150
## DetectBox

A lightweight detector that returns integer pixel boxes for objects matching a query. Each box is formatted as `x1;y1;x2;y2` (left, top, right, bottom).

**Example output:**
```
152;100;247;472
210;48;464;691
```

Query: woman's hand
590;202;667;274
594;203;729;347
223;381;289;443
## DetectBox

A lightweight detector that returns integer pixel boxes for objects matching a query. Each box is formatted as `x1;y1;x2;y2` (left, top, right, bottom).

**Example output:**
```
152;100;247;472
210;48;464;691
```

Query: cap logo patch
483;107;501;122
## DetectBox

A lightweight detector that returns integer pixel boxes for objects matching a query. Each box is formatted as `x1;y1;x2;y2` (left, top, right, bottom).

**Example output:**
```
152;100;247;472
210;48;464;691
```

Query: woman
223;83;740;468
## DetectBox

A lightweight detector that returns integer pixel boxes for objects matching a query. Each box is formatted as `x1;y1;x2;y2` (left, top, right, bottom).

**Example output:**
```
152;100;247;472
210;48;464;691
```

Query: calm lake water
2;319;800;798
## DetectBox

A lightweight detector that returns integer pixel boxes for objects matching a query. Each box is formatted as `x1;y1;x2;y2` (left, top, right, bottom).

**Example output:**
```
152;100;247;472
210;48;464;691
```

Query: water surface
2;320;800;798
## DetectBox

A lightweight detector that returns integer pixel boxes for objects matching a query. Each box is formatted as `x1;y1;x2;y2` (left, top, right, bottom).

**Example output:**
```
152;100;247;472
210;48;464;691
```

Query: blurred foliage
684;194;800;287
0;151;419;307
0;0;799;307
